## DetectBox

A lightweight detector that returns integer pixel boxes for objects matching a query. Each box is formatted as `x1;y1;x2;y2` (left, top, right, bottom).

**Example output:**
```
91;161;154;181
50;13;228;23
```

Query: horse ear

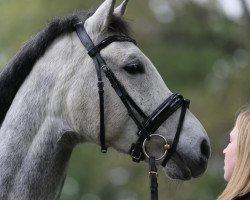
114;0;129;17
85;0;116;33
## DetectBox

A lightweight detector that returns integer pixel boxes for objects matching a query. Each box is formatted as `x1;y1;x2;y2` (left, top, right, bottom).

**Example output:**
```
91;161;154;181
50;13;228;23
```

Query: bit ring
142;134;169;161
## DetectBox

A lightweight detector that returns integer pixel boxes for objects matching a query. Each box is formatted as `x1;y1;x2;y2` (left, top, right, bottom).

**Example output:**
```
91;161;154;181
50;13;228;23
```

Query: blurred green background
1;0;250;199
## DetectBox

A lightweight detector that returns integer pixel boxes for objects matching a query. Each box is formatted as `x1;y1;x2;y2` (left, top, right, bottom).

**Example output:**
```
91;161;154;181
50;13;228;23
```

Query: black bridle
74;21;190;200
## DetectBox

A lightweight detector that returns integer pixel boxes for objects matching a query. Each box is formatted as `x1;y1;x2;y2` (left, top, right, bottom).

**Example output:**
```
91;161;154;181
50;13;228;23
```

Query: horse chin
162;153;207;181
163;159;192;181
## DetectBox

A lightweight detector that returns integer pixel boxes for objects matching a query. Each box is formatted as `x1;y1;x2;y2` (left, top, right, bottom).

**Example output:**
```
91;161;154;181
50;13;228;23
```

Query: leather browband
88;35;136;57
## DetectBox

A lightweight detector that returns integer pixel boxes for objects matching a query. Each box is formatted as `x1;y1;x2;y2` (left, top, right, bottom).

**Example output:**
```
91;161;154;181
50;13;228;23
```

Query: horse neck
0;33;84;200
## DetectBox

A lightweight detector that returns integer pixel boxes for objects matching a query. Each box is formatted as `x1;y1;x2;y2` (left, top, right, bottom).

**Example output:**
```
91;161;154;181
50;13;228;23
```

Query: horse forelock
108;14;131;36
0;10;130;126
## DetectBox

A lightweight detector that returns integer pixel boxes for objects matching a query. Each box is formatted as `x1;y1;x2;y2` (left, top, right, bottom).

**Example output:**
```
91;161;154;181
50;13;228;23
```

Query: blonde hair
217;109;250;200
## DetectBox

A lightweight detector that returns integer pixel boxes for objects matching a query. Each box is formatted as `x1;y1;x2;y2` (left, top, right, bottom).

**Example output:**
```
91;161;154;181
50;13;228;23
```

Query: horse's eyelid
135;63;145;73
123;63;145;74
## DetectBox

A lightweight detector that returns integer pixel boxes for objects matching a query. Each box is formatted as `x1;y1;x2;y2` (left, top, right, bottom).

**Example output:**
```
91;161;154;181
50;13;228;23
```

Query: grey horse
0;0;210;199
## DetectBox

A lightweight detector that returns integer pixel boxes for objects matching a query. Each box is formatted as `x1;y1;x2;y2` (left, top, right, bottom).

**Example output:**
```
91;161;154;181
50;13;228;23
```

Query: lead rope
148;102;189;200
149;157;158;200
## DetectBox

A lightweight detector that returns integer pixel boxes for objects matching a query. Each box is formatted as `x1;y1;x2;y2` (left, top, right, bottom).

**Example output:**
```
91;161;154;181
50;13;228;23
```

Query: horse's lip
166;164;192;181
176;163;192;180
174;152;208;179
167;152;208;180
167;153;192;180
190;156;208;178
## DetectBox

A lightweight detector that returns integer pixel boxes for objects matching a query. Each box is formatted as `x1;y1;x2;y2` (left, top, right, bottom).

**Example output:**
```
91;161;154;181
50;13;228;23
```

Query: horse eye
123;63;145;74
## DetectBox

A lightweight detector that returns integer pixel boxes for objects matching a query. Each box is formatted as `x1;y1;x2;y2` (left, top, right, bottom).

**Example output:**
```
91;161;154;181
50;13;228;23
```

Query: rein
74;21;190;200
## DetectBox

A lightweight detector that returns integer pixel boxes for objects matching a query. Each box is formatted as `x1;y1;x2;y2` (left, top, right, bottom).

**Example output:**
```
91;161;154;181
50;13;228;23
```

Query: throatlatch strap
149;157;158;200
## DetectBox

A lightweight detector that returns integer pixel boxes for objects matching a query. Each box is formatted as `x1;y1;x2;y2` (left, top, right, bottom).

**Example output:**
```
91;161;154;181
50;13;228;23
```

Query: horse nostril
200;139;210;159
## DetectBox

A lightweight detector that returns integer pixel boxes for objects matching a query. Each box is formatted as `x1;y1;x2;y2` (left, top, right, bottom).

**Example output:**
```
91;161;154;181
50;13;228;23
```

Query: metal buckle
131;152;143;162
101;148;107;153
101;65;113;78
73;21;83;28
130;144;144;162
142;134;169;161
101;65;110;73
148;171;158;176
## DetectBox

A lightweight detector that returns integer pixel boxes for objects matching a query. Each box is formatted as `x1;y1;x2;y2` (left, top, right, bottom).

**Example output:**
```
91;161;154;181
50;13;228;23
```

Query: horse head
68;0;210;180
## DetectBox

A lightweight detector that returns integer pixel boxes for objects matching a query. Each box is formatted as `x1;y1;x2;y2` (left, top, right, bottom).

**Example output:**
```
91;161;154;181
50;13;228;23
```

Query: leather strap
75;22;107;152
88;35;136;57
101;65;150;137
149;157;158;200
161;100;189;166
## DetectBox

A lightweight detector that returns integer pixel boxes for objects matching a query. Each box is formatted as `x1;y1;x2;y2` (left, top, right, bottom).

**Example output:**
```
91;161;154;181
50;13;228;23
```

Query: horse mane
0;11;130;125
